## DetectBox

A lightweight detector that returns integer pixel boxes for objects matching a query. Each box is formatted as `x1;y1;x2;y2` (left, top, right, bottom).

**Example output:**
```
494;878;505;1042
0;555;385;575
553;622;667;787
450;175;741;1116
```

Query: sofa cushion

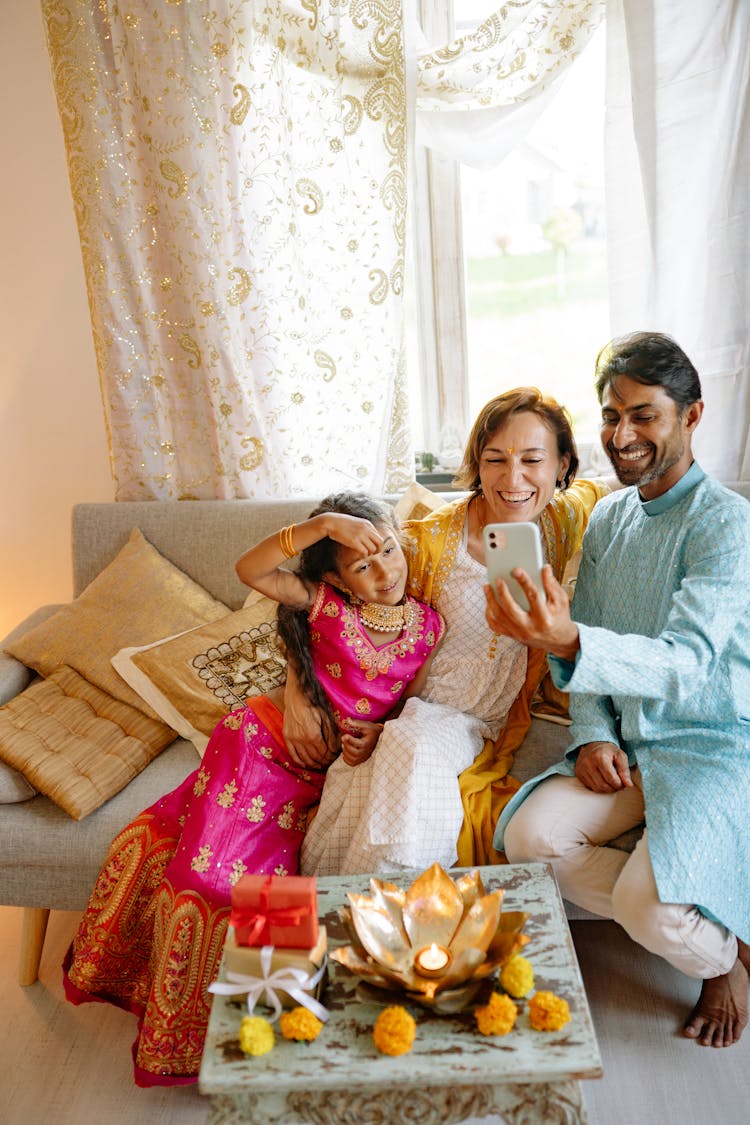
111;591;286;754
0;666;175;819
4;528;229;721
0;761;37;803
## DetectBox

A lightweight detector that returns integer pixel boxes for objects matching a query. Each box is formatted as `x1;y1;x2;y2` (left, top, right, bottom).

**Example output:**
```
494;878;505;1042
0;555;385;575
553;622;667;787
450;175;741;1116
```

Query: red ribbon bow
230;877;312;946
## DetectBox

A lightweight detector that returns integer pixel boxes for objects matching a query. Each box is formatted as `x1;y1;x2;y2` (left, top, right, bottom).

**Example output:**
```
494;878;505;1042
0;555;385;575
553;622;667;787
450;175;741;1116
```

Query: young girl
63;492;443;1087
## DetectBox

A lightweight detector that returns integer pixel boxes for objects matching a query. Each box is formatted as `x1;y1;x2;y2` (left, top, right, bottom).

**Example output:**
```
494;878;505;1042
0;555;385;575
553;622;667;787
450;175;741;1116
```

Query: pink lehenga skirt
63;696;326;1086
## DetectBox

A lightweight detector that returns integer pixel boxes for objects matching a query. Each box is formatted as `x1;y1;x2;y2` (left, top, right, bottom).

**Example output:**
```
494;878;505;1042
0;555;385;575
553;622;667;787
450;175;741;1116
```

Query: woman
298;388;609;875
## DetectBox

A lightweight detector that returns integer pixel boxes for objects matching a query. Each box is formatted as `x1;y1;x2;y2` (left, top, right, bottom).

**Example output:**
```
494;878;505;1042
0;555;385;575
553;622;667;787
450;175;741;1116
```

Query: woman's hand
282;666;337;769
574;741;633;793
340;720;383;766
484;564;580;661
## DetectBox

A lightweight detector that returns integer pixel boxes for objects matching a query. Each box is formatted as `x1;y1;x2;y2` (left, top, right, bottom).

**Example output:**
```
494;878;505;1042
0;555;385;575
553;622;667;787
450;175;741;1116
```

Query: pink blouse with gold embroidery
308;582;444;730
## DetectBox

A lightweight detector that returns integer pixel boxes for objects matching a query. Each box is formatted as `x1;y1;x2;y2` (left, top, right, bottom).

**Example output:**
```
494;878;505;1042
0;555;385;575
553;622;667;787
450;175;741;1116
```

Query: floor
1;907;748;1124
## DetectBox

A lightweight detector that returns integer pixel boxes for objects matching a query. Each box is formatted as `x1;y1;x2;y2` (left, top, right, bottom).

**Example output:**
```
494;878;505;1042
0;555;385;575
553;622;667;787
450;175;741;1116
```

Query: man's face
600;374;701;500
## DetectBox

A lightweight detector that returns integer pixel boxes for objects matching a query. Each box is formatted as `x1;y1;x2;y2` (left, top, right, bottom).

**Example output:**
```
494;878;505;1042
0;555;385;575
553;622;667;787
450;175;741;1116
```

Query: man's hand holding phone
483;523;581;661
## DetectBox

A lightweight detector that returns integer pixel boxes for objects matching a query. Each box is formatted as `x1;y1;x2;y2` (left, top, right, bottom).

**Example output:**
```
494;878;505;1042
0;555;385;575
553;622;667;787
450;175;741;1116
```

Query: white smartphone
483;522;545;611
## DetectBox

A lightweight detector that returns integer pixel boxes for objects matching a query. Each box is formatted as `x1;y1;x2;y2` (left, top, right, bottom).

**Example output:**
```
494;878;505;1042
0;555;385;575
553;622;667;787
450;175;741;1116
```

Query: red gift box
230;874;319;949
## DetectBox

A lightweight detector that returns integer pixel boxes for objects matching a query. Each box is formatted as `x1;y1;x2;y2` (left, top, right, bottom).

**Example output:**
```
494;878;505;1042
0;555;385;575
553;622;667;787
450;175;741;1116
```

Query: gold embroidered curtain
43;0;411;500
43;0;601;501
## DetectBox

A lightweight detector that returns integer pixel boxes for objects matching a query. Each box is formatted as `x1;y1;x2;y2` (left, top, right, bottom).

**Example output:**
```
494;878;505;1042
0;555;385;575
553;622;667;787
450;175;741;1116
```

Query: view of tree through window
407;10;608;461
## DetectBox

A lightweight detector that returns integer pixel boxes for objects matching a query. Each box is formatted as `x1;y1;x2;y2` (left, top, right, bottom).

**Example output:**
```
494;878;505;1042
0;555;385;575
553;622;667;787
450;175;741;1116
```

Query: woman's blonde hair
453;387;579;493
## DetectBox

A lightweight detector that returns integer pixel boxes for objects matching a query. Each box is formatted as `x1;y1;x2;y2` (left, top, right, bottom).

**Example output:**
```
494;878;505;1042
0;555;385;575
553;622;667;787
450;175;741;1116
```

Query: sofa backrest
72;500;328;610
71;481;749;611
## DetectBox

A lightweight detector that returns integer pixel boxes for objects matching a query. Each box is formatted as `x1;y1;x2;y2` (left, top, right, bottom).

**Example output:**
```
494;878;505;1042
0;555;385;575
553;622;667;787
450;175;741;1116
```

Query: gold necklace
358;598;412;634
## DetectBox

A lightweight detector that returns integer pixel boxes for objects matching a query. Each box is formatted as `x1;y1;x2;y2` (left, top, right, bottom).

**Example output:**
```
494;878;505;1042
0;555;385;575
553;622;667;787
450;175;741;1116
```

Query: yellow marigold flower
238;1015;275;1057
528;990;571;1032
474;990;518;1036
499;955;535;999
372;1005;416;1056
279;1006;324;1042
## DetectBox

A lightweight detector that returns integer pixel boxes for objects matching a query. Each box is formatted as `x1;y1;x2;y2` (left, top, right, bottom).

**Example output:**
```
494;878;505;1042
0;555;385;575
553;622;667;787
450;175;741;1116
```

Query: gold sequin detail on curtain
42;0;412;500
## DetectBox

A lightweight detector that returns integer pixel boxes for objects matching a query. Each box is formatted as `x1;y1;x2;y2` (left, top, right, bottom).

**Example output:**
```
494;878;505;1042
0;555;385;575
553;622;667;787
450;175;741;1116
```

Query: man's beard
607;439;685;489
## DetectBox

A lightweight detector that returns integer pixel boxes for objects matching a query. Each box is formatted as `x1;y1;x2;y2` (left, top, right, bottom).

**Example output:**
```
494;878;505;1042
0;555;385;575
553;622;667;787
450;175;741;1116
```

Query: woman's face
478;412;570;524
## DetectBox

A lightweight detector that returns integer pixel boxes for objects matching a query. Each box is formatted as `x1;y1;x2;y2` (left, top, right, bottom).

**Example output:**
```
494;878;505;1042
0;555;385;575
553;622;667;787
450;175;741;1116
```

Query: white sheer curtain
605;0;750;481
43;0;606;501
415;0;605;167
42;1;412;500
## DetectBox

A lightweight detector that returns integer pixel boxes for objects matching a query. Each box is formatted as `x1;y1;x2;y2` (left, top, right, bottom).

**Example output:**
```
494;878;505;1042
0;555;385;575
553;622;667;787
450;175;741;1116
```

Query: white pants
300;697;484;876
503;770;737;980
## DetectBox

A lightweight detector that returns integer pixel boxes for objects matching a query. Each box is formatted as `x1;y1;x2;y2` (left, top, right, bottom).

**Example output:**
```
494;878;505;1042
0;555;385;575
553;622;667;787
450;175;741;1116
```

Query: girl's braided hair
276;492;398;754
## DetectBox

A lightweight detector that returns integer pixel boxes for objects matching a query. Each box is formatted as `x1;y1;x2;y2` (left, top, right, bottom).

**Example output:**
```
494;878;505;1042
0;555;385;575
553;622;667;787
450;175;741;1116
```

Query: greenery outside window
408;3;608;477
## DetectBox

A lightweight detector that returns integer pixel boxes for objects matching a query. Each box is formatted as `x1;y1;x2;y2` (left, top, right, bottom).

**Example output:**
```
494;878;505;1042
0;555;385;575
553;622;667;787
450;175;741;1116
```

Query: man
487;331;750;1048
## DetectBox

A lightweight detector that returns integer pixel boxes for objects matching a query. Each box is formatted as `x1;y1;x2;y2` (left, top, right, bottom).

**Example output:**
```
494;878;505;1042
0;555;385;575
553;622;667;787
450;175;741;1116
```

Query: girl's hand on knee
340;721;383;766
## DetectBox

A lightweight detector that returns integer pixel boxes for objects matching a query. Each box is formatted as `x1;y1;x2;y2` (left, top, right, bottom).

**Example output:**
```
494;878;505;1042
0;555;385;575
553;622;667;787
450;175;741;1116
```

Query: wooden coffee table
199;862;602;1124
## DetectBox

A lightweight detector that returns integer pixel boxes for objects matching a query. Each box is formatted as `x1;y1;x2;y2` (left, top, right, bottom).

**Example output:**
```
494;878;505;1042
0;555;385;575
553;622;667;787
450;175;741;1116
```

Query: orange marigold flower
528;990;571;1031
279;1006;324;1042
474;990;518;1036
499;955;535;999
372;1005;416;1056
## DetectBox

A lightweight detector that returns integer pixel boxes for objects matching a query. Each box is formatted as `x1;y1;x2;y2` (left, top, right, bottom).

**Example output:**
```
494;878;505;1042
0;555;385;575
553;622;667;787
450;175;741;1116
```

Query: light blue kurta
495;463;750;943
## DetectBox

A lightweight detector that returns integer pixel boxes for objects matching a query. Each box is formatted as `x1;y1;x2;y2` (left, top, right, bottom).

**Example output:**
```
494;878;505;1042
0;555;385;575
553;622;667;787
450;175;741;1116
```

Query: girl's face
479;412;570;524
332;526;408;605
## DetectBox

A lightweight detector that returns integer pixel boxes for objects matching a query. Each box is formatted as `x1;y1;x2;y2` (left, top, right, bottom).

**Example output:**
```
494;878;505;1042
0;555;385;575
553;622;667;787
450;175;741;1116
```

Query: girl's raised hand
321;512;384;557
484;564;580;662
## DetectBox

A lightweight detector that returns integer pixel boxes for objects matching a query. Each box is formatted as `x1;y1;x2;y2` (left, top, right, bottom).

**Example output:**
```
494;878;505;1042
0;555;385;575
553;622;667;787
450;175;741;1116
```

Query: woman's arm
282;660;339;769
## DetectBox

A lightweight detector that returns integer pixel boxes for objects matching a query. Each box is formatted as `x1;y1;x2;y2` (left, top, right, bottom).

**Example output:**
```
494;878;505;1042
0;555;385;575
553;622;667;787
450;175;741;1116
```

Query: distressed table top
199;862;602;1098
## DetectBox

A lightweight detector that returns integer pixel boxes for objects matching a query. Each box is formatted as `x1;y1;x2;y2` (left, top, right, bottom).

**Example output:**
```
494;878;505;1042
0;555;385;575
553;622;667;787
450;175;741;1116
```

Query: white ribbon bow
209;944;329;1023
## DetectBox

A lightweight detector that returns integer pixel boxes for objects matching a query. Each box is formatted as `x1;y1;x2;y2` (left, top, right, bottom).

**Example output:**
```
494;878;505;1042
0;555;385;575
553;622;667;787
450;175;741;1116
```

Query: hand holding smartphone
483;522;545;611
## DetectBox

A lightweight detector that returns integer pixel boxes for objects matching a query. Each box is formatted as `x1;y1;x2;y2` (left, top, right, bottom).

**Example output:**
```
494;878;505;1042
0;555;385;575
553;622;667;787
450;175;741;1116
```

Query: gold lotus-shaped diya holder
331;863;529;1013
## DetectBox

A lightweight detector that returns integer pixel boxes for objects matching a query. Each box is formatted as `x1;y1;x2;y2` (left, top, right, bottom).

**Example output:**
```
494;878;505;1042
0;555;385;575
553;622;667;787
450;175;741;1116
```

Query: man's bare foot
683;941;749;1047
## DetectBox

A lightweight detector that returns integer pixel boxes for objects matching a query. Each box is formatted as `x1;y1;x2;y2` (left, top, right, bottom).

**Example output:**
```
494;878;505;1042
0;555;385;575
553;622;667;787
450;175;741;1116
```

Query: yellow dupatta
404;480;609;867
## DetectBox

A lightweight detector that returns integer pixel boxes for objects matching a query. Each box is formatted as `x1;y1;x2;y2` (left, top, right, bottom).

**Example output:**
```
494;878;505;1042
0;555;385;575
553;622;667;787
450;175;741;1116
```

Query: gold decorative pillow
111;590;287;755
0;666;175;819
4;528;229;722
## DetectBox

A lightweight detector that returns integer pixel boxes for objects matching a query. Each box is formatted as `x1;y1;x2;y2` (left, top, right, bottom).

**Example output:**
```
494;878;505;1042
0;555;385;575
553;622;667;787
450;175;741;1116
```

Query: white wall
0;2;112;639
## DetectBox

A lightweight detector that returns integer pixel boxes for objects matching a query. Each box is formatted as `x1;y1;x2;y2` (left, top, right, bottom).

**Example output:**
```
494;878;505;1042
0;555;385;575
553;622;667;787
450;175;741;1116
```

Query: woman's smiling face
478;412;569;524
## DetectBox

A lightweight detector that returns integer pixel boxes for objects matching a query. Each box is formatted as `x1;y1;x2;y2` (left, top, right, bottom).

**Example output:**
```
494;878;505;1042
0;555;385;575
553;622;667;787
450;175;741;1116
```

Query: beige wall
0;3;112;639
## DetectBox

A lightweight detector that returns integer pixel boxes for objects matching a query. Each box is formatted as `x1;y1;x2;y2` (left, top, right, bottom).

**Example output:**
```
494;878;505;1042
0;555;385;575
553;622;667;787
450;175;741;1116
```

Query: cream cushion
111;590;286;754
5;527;229;721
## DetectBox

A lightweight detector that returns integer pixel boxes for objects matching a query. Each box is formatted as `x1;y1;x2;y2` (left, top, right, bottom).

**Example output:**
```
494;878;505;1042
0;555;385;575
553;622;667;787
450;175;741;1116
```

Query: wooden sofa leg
19;907;50;985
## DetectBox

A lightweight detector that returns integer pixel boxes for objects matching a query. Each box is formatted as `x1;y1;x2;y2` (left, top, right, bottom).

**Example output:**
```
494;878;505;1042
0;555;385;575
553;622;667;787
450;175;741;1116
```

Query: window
407;4;607;471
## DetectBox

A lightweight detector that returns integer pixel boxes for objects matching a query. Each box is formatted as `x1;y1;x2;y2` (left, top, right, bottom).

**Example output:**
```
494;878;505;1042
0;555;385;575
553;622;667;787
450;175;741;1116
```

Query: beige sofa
3;487;746;986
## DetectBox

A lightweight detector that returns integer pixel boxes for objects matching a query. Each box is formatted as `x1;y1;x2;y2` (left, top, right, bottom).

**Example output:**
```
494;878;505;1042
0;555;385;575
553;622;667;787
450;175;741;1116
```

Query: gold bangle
279;524;297;559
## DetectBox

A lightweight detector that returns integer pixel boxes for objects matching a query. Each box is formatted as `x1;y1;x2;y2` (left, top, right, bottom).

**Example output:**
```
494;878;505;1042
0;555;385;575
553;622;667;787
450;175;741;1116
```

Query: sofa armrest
1;605;64;705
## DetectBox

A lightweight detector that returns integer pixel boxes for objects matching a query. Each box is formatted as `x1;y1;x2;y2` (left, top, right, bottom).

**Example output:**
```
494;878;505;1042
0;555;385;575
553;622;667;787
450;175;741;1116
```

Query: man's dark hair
594;332;702;410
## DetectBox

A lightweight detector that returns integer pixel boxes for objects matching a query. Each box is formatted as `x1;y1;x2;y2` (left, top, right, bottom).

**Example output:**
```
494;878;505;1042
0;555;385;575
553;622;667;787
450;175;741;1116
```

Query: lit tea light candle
414;942;452;978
